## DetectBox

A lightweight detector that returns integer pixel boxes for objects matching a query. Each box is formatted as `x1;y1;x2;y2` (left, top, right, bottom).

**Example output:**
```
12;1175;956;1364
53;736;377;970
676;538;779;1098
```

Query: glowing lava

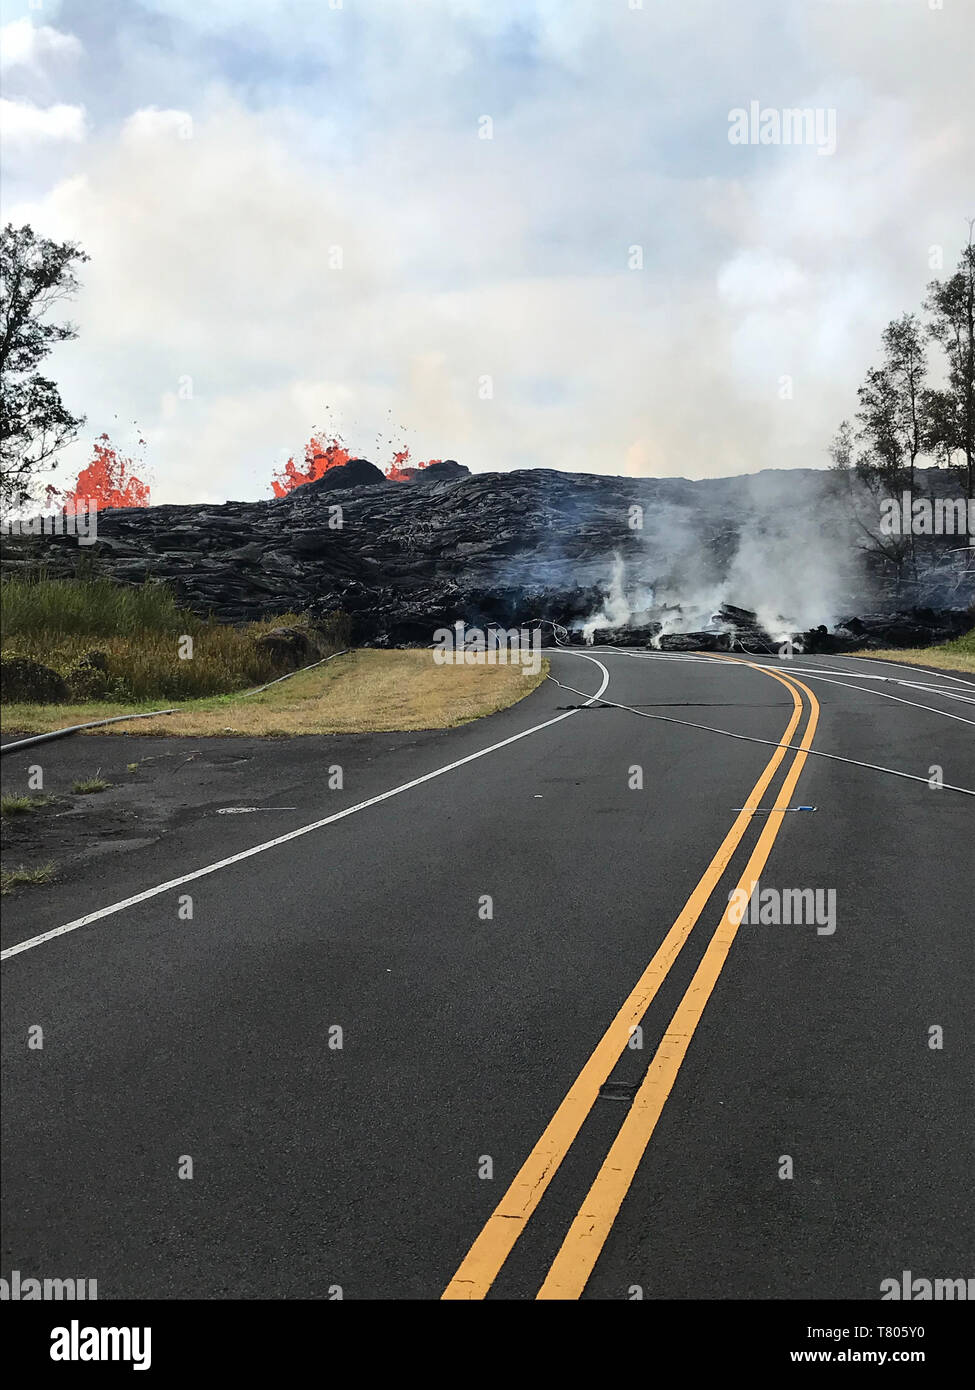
63;434;150;509
270;435;353;497
385;451;441;482
271;436;444;493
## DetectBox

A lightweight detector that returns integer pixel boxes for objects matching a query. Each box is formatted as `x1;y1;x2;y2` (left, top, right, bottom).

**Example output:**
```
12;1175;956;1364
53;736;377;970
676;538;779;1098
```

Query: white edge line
773;671;975;726
839;653;975;688
590;644;975;688
1;655;610;963
600;648;975;721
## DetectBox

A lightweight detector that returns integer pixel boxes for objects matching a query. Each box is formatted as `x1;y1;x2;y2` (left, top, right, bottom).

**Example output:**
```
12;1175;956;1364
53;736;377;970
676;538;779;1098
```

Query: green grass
852;625;975;674
72;774;111;794
3;573;194;638
1;574;341;701
0;794;54;816
1;862;56;894
1;650;549;737
937;628;975;658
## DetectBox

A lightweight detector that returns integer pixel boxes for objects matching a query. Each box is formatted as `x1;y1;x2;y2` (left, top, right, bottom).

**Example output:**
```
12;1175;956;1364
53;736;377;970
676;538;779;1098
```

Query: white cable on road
591;643;974;685
757;663;975;700
834;653;975;688
727;656;975;702
594;648;975;724
544;671;975;798
778;670;975;724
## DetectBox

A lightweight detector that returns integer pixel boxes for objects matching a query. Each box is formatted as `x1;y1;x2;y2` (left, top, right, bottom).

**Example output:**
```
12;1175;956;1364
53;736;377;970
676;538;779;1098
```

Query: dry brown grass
849;629;975;675
1;649;549;737
850;649;975;674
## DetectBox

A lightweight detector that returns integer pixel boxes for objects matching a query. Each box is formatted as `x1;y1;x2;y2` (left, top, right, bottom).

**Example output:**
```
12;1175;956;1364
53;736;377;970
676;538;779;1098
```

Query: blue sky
2;0;972;503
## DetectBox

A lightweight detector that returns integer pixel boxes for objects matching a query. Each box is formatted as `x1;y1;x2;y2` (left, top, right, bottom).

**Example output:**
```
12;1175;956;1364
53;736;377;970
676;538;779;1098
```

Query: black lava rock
2;464;971;648
302;458;386;492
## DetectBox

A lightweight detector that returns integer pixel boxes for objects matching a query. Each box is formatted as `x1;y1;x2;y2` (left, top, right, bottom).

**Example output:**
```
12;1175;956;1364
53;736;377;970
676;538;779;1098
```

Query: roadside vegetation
830;234;973;581
0;862;56;895
851;625;975;675
0;574;349;702
0;793;54;816
72;773;111;793
1;649;548;737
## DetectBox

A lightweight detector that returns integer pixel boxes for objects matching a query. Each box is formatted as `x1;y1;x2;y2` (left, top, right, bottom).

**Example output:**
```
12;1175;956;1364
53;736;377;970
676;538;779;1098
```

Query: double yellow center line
442;660;820;1300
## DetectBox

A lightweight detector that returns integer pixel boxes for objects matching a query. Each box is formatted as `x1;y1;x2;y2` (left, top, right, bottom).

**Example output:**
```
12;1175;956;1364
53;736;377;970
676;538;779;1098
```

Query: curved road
2;649;973;1299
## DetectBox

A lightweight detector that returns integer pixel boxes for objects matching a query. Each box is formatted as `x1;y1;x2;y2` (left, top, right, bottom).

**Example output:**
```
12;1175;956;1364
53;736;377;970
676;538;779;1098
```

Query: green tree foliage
923;235;975;498
0;223;90;513
832;230;975;513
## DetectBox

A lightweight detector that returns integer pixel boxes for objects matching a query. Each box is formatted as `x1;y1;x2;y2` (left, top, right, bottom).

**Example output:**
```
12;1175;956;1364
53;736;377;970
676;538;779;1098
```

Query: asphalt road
2;648;973;1300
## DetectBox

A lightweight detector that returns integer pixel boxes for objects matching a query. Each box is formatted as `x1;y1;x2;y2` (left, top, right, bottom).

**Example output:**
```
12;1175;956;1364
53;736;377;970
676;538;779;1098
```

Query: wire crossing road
2;650;972;1299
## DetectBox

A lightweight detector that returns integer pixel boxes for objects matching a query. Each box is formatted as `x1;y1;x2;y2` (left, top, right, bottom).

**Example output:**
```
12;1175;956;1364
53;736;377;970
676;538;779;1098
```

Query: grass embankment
1;649;549;736
851;627;975;675
1;575;321;700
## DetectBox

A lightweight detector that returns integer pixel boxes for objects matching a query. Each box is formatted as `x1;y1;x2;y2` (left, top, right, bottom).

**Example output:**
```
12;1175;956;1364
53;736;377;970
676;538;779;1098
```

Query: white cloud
5;0;974;501
0;97;86;145
0;18;83;73
121;108;195;144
